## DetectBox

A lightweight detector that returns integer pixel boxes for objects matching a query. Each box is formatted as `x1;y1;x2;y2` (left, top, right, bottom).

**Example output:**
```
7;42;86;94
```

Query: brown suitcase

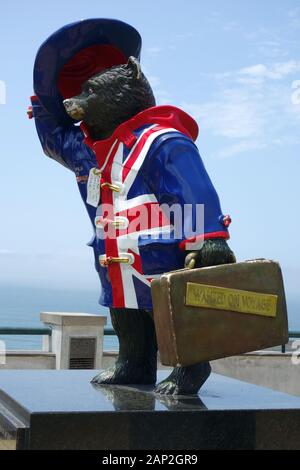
151;259;288;367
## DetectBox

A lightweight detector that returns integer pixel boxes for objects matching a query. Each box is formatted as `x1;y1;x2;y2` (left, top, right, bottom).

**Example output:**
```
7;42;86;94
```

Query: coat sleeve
143;133;230;250
30;96;95;172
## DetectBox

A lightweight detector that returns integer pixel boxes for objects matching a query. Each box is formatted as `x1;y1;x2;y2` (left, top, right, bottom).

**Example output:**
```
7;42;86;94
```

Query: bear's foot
91;364;156;386
155;362;211;395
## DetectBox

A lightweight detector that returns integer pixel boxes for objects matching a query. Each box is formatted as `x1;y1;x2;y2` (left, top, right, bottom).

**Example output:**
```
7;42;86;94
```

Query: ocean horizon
0;283;116;351
0;283;299;351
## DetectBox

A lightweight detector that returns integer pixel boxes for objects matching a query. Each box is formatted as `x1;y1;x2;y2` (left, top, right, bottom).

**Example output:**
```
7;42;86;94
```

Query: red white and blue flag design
32;99;230;310
92;124;177;308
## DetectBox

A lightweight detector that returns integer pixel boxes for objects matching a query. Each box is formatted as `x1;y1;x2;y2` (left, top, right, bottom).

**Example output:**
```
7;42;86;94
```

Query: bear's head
63;56;156;140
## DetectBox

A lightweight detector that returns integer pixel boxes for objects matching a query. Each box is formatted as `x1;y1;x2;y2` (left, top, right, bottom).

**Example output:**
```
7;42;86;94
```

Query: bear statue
30;20;235;395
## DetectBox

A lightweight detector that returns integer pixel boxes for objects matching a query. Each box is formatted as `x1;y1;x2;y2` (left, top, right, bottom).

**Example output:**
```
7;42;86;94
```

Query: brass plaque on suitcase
151;259;288;367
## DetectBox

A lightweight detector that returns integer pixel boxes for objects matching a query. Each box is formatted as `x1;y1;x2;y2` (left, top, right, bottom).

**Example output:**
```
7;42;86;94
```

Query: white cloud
210;60;300;85
216;141;267;159
239;61;300;81
243;18;297;60
183;88;266;140
182;59;300;157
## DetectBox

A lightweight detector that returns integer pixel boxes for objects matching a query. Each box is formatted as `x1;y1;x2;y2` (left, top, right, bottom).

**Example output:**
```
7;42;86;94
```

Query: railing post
40;312;107;370
42;334;51;353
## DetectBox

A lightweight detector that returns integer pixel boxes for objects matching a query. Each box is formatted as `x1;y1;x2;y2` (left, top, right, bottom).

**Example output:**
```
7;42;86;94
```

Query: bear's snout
63;98;85;121
63;98;75;110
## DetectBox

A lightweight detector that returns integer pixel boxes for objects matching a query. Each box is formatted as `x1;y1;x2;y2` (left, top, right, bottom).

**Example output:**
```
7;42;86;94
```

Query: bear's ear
126;56;142;80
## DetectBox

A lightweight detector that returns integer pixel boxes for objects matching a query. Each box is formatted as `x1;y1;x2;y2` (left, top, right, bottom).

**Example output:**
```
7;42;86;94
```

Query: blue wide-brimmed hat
33;19;142;124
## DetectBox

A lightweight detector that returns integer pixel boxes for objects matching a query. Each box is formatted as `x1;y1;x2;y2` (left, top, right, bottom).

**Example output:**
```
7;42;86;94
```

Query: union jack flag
94;124;177;309
32;96;230;310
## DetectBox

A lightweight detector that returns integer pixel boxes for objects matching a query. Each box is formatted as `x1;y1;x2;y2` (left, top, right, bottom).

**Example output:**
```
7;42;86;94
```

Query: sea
0;284;117;351
0;283;299;351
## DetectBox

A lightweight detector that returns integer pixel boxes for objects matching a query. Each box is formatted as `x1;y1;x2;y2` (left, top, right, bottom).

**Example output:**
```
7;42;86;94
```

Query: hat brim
33;18;142;124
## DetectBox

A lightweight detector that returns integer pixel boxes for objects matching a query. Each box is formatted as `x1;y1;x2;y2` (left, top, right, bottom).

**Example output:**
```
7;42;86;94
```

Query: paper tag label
86;168;101;207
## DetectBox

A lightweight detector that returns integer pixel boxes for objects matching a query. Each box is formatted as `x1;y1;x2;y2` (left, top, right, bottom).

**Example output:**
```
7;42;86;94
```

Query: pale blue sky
0;0;299;308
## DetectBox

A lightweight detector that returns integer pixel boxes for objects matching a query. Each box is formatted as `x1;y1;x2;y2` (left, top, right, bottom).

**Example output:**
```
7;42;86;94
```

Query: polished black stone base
0;370;300;450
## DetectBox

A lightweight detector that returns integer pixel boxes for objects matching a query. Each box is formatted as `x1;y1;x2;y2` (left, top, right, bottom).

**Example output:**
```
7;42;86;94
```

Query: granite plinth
0;370;300;450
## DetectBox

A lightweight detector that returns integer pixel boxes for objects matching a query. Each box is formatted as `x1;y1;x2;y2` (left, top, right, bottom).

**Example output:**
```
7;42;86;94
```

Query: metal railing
281;331;300;353
288;332;300;338
0;327;299;353
0;327;52;335
0;326;115;336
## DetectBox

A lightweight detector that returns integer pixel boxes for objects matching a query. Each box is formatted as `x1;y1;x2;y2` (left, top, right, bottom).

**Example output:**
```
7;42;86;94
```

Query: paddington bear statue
30;20;235;395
